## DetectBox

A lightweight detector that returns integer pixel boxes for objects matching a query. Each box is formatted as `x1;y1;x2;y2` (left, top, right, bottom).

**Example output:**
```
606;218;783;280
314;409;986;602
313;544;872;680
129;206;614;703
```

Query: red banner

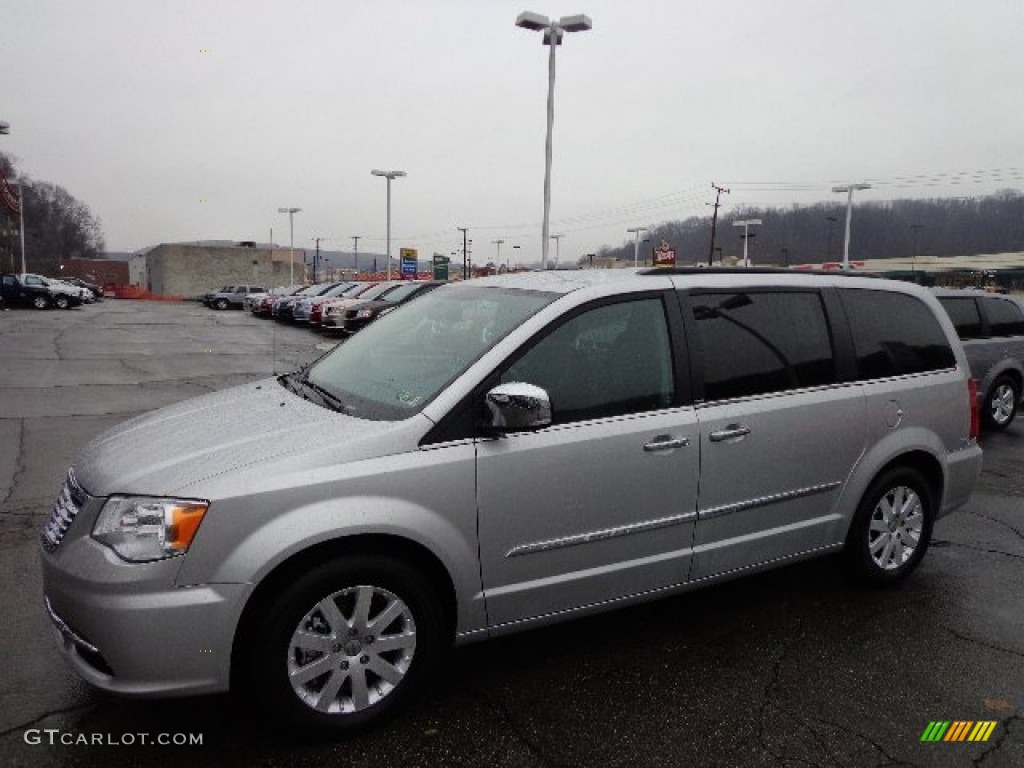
0;179;21;217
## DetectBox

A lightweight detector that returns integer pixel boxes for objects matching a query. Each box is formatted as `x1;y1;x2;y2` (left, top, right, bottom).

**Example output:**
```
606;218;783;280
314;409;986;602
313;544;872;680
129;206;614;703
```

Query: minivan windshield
302;285;555;420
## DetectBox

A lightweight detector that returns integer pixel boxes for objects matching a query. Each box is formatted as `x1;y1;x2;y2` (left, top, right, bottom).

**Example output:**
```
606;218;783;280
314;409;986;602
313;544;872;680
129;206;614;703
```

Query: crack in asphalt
0;419;26;506
965;509;1024;542
972;713;1022;766
0;703;96;739
941;626;1024;660
938;539;1024;561
473;689;573;767
756;631;921;768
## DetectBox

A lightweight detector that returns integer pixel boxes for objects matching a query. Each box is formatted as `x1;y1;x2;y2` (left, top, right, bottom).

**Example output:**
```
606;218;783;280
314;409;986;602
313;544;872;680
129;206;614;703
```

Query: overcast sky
4;0;1024;265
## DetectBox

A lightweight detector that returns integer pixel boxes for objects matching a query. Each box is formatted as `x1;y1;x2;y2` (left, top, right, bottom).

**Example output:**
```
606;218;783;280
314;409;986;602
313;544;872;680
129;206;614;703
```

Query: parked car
48;278;93;304
934;288;1024;429
253;286;303;317
41;269;981;736
292;282;356;324
203;285;269;310
0;273;83;309
339;281;443;335
274;282;341;322
319;281;405;332
59;276;104;301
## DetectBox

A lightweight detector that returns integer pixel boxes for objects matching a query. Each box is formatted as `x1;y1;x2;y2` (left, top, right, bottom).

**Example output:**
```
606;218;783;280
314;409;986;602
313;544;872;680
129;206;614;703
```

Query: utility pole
457;227;469;279
825;215;837;261
351;235;361;275
626;227;647;268
707;182;730;266
313;237;322;282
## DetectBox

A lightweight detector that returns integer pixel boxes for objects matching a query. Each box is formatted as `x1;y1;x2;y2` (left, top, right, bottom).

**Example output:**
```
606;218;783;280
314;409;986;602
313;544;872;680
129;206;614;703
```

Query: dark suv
1;273;83;309
935;288;1024;429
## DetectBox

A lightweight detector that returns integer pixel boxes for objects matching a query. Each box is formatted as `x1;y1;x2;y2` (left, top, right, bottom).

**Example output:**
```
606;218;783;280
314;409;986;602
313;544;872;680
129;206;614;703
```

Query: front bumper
41;532;247;698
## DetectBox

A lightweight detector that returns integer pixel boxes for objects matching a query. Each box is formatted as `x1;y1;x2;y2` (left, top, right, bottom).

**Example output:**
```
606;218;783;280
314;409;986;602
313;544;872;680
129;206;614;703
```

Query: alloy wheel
867;485;923;570
286;585;417;715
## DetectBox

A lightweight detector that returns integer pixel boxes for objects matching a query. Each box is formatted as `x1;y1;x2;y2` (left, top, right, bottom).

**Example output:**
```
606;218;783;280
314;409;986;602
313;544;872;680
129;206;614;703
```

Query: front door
476;295;700;628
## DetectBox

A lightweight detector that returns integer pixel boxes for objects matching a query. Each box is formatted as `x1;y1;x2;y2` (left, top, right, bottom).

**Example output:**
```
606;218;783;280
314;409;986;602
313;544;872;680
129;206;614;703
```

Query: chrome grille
41;469;86;552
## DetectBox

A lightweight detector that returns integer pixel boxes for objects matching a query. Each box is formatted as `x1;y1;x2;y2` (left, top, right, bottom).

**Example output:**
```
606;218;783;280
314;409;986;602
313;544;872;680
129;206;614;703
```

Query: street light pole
351;235;361;276
832;183;871;269
732;219;762;267
371;169;406;280
550;233;564;267
491;239;504;271
626;226;647;268
516;11;592;271
277;207;301;285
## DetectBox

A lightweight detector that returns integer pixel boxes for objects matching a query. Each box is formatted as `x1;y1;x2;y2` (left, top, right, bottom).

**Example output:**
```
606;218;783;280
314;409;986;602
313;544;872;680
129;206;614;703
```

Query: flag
1;178;21;217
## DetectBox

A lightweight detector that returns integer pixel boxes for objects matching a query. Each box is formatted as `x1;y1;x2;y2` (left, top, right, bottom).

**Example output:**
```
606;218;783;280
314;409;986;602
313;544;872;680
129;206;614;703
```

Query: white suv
42;269;982;735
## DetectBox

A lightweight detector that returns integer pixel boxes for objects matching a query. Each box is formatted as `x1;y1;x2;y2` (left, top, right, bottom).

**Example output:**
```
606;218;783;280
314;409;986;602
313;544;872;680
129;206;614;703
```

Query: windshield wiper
298;371;351;414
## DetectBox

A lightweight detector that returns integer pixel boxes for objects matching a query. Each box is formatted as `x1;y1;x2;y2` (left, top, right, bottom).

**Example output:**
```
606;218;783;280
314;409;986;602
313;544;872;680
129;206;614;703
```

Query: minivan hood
73;378;394;497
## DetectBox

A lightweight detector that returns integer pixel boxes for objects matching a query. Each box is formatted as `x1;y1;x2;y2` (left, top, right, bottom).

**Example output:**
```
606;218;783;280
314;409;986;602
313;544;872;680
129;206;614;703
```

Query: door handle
643;435;690;452
709;425;751;442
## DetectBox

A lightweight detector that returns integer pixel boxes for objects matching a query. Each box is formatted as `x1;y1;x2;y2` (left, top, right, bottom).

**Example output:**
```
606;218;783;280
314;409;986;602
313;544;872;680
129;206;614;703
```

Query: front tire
214;298;229;311
240;555;447;736
54;295;70;310
983;376;1018;430
842;467;934;585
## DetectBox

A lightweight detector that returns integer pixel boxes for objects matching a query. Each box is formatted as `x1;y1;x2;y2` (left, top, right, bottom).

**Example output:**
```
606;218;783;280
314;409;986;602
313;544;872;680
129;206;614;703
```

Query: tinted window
982;297;1024;337
692;291;835;401
840;289;955;378
938;297;982;339
500;298;675;424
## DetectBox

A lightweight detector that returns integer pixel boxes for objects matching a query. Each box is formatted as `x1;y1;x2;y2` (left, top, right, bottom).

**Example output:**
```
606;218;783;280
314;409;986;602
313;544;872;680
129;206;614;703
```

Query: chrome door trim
506;511;698;558
698;481;842;521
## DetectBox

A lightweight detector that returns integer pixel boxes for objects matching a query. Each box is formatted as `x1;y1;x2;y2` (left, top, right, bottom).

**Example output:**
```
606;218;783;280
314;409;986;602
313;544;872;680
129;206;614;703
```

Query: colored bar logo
921;721;998;742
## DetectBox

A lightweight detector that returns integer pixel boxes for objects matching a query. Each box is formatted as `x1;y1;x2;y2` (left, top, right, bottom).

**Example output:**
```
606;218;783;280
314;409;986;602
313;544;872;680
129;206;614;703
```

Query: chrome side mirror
482;382;552;432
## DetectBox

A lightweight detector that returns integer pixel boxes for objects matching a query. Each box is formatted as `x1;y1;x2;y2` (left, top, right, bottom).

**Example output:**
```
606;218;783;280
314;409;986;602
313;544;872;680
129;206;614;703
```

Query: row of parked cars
0;273;104;310
202;279;443;337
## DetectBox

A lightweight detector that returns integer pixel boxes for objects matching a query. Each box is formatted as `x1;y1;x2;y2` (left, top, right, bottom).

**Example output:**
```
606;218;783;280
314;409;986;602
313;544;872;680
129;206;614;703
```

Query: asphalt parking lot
0;300;1022;768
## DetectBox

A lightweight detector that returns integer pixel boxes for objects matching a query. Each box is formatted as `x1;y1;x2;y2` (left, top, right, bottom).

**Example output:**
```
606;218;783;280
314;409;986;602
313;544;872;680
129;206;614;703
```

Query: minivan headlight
93;496;209;561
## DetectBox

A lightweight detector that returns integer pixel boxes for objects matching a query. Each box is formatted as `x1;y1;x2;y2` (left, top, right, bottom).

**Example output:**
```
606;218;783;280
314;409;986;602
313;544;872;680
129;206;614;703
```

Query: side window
938;297;982;339
692;291;836;401
2;276;14;288
840;289;955;379
982;297;1024;337
500;298;675;424
25;275;43;286
235;286;248;293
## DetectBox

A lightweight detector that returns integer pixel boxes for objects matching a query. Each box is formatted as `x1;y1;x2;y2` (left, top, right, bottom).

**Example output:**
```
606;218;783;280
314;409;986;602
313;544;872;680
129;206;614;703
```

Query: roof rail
637;266;871;277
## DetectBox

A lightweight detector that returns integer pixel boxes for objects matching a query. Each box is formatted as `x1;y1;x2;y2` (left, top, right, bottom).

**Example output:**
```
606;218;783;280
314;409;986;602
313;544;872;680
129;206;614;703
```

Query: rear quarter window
938;297;982;339
840;289;955;379
981;297;1024;337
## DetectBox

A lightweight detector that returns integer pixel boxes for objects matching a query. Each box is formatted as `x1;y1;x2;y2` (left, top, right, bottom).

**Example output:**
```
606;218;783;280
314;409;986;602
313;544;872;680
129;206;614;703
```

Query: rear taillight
968;378;980;440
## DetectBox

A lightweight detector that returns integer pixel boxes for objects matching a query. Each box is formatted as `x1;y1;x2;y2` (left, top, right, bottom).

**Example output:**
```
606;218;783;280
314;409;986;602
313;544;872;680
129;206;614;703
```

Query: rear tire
32;295;51;310
214;298;229;311
239;555;447;737
983;376;1018;430
842;467;934;585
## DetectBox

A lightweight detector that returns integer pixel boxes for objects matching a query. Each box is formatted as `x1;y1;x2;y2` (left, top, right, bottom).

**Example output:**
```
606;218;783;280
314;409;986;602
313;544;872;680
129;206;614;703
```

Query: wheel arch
229;533;457;687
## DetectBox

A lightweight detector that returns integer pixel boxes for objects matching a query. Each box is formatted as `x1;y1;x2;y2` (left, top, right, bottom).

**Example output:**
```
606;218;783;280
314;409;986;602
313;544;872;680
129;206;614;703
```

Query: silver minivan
41;269;982;734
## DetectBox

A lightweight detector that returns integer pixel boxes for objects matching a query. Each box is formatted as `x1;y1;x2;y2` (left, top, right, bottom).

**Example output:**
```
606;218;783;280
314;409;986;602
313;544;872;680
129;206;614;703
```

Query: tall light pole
491;238;505;270
626;226;648;268
515;11;593;271
550;233;564;267
832;183;871;269
371;169;406;280
733;219;762;267
351;235;361;276
277;207;301;285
